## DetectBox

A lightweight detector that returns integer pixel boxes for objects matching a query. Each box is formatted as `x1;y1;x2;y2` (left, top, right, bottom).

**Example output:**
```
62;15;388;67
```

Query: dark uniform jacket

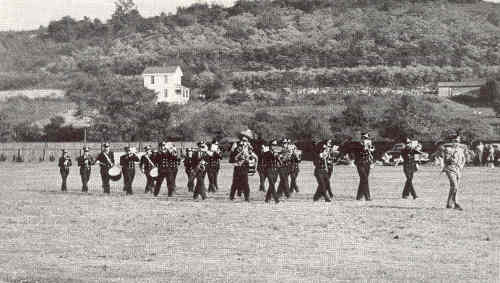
313;152;329;170
401;146;422;165
120;153;139;170
184;154;196;171
96;151;115;168
58;156;72;168
207;151;223;170
77;154;94;169
262;150;281;170
193;150;211;170
140;153;155;172
343;142;373;165
153;150;181;171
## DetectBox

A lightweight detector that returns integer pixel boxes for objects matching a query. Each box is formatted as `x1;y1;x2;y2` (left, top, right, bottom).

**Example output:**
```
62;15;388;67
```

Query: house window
493;124;500;136
151;76;155;85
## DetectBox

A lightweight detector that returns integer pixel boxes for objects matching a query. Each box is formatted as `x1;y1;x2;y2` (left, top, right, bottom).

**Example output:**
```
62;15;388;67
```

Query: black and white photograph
0;0;500;281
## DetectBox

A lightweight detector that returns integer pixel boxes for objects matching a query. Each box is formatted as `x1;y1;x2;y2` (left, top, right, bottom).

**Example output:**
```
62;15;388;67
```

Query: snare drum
149;167;158;178
108;166;122;181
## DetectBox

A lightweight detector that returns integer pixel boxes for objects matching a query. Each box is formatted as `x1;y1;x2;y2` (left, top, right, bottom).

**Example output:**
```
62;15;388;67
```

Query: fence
0;142;197;162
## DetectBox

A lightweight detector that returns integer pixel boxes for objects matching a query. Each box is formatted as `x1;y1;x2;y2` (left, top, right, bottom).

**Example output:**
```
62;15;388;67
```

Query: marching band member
288;142;302;194
325;139;337;198
229;141;257;202
401;136;423;199
341;133;375;201
120;146;140;195
183;148;196;192
229;136;251;197
96;143;115;194
257;144;269;192
153;141;180;197
277;138;291;198
207;140;223;193
58;149;72;192
77;146;94;192
435;133;468;210
193;141;211;200
139;145;155;193
313;143;332;202
262;140;283;203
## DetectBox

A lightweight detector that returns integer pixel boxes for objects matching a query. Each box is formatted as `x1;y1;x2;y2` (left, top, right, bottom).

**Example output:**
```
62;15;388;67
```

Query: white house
142;66;190;104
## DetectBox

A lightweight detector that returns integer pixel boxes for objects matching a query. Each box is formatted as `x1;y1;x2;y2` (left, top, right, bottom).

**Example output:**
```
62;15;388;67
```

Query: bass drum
248;158;257;176
108;166;122;181
149;167;158;178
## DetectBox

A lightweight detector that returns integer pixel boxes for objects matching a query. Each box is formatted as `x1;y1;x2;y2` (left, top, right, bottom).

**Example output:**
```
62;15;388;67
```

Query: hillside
0;0;500;92
1;0;500;143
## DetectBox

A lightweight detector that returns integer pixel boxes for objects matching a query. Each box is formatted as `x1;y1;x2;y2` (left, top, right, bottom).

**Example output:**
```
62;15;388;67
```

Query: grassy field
0;162;498;282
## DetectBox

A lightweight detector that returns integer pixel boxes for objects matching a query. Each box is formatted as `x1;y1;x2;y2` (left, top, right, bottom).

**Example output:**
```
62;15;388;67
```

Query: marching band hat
124;146;131;151
102;142;110;148
361;132;370;139
212;140;219;145
61;149;68;153
144;145;151;151
241;136;249;142
270;140;279;146
83;146;90;152
159;141;166;146
186;147;193;152
197;141;206;147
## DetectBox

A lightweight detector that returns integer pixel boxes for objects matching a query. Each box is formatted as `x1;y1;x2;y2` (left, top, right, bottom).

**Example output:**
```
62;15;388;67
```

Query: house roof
438;80;486;88
143;66;179;74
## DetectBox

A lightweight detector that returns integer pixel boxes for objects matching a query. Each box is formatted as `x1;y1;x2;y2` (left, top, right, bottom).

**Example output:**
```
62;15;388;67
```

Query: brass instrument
363;139;375;165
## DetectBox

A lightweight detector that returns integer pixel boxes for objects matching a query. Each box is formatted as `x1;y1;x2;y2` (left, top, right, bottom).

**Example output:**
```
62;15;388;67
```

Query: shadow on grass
366;204;442;211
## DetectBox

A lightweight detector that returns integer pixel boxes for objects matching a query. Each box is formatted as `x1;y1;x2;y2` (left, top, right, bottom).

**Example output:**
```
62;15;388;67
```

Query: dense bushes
233;66;500;90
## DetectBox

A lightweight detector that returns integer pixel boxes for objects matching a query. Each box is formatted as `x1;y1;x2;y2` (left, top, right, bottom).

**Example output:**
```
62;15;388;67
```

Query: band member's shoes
402;196;408;199
325;199;331;202
446;205;453;209
454;204;463;211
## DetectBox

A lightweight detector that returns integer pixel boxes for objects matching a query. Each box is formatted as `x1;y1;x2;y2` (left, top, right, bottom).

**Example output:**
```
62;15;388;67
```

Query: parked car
381;143;430;164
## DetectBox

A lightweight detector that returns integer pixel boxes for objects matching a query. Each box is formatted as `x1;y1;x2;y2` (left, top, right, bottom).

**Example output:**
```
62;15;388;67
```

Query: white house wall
143;72;189;104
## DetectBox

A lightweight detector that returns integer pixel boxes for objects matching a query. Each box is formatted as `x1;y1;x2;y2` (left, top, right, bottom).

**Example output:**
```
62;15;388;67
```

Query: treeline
233;65;500;90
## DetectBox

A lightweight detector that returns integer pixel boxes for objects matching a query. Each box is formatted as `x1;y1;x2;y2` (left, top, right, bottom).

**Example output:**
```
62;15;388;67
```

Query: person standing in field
96;143;115;194
256;143;269;192
341;132;375;201
401;136;423;199
153;141;180;197
58;149;72;191
436;133;468;210
139;145;155;193
475;141;484;166
206;140;223;193
277;138;291;198
183;148;196;192
193;141;210;200
313;143;332;202
229;141;257;202
262;140;282;203
288;141;302;194
77;146;94;192
120;146;140;195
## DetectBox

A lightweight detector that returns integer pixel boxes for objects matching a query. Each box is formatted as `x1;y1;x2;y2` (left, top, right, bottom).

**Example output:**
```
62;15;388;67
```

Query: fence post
17;148;21;162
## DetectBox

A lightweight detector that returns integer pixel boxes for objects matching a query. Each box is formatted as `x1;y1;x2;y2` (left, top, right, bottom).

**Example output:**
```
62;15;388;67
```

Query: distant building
437;80;486;97
142;66;190;104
